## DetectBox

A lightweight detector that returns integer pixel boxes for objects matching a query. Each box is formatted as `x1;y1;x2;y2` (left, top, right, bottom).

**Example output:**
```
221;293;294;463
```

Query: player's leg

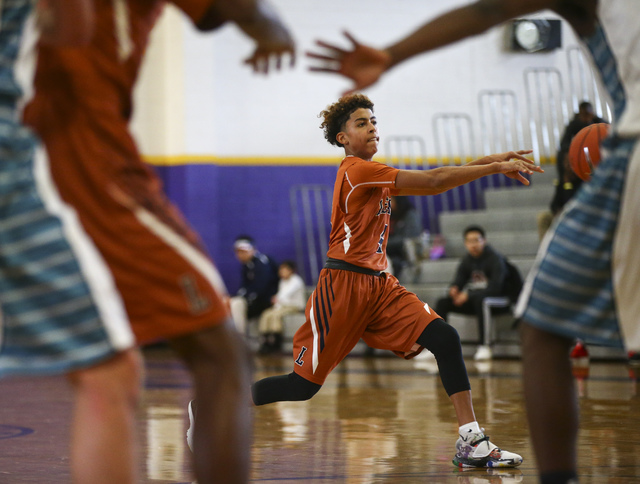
170;319;252;484
415;320;479;433
67;348;142;484
367;280;473;417
253;268;369;405
367;276;522;469
415;320;522;468
417;319;470;400
252;371;321;405
521;321;578;482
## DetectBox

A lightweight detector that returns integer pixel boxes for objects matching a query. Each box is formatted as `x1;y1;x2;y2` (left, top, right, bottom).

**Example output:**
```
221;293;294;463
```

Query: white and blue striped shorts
516;136;638;349
0;125;133;377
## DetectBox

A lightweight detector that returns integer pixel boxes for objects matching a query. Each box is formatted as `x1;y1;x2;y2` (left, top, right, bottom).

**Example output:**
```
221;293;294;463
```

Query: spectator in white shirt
258;261;306;354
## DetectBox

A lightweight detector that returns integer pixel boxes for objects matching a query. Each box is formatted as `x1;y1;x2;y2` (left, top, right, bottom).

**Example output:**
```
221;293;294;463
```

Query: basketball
568;123;609;181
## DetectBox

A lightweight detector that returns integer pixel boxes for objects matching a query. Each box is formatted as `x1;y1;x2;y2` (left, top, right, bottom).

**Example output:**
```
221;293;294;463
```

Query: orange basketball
568;123;609;181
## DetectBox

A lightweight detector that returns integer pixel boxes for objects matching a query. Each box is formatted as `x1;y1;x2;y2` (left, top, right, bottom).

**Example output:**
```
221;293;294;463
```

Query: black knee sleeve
417;318;471;396
252;372;321;406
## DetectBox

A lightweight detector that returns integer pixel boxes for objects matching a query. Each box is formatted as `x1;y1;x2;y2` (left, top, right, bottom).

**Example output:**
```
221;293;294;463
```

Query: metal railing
524;67;570;165
566;45;613;122
290;184;332;285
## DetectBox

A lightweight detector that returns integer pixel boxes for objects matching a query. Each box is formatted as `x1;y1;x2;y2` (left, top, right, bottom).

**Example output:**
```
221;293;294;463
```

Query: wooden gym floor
0;346;638;483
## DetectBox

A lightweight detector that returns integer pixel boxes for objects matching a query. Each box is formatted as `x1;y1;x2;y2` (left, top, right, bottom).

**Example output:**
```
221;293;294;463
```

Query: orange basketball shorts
292;268;441;385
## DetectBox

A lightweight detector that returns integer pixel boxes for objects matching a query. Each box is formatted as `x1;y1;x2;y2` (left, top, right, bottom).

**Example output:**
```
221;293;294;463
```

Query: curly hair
319;94;374;147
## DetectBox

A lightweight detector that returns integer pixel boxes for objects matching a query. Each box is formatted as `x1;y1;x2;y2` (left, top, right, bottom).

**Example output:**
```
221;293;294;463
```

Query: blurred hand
307;31;391;94
237;0;296;74
244;23;295;74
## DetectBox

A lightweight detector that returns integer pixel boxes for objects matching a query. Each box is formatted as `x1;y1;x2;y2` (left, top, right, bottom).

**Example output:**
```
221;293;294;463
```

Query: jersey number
376;224;388;254
295;346;308;366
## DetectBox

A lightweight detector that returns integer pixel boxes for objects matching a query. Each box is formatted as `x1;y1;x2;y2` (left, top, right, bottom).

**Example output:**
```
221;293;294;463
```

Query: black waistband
324;258;383;276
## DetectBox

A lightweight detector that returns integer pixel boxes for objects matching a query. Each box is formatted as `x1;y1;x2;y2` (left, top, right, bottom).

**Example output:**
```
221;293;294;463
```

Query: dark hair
280;260;297;272
463;225;485;238
578;101;594;112
319;94;374;147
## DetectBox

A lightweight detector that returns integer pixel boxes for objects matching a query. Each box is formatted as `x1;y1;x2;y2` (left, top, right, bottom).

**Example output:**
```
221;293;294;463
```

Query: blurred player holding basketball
308;1;640;482
23;0;294;482
252;93;542;468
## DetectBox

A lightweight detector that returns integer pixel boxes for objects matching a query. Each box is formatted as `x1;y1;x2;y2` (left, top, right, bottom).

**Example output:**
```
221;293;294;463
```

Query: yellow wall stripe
142;154;554;167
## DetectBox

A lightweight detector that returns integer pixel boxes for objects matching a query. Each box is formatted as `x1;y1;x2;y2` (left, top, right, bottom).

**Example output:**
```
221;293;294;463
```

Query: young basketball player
308;2;640;482
251;93;542;468
22;1;294;483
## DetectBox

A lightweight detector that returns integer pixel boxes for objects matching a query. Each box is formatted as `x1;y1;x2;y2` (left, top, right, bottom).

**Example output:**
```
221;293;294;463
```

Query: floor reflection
0;347;639;483
146;406;188;481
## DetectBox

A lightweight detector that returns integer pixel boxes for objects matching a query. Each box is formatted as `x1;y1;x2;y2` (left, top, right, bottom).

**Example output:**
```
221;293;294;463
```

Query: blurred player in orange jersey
307;2;640;483
23;0;294;483
252;93;541;468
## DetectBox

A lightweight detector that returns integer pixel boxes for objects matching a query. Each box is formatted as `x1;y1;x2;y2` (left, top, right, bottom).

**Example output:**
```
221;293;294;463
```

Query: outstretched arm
37;0;95;46
307;0;557;93
394;151;542;196
197;0;295;74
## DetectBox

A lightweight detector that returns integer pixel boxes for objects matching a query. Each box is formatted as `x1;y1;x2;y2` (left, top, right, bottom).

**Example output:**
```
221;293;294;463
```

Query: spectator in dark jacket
435;226;511;360
230;235;279;335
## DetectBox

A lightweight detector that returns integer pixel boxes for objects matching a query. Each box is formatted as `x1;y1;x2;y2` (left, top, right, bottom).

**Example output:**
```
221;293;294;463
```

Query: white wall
132;1;596;161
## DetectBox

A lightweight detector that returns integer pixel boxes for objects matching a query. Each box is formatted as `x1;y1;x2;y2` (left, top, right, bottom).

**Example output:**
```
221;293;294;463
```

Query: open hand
307;31;391;94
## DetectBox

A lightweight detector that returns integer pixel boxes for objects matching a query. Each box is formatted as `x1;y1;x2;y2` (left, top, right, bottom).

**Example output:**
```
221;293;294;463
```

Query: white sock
459;421;481;436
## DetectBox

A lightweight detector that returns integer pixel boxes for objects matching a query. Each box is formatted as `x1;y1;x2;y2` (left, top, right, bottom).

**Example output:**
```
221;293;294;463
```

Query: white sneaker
453;430;523;468
186;400;196;452
474;345;493;361
413;349;436;361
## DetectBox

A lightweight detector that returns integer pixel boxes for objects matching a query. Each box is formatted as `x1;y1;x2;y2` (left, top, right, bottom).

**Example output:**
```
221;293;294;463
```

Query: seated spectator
538;101;606;239
386;196;423;276
258;261;306;354
230;236;279;335
435;226;516;361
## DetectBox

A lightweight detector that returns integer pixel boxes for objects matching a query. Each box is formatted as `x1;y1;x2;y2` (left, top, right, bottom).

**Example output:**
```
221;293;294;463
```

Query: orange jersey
22;0;231;344
326;156;400;271
24;0;210;148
